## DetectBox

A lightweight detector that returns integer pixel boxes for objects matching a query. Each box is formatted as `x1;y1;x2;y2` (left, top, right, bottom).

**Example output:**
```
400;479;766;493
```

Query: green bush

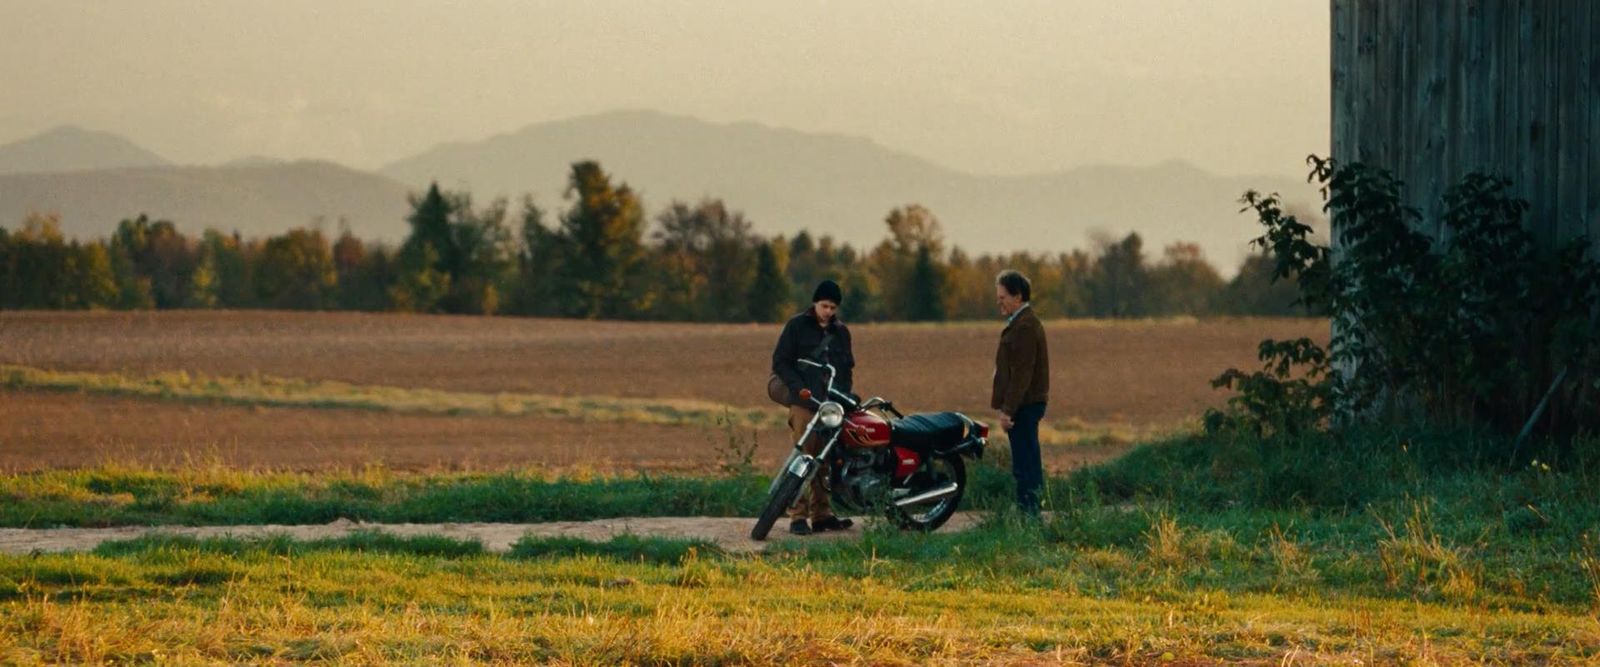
1216;157;1600;449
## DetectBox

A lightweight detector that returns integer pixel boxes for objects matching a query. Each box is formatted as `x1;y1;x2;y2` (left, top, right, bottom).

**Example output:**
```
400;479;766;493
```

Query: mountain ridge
0;112;1316;267
0;125;172;175
0;160;413;241
381;110;1314;267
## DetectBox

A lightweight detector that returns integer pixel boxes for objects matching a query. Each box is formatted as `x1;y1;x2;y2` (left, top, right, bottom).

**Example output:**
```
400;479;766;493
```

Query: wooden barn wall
1331;0;1597;253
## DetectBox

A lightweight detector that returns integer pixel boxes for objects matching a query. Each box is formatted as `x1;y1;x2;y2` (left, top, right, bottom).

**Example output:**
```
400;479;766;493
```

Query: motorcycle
750;359;990;541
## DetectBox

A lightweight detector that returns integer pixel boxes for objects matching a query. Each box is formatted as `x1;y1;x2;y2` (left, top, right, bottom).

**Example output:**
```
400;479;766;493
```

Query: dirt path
0;514;990;556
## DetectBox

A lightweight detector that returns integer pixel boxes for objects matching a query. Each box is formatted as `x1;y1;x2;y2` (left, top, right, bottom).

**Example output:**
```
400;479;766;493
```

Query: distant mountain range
0;125;171;175
0;111;1317;267
0;161;412;241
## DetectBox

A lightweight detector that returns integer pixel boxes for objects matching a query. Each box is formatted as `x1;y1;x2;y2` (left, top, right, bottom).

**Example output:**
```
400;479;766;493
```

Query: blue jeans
1008;402;1047;515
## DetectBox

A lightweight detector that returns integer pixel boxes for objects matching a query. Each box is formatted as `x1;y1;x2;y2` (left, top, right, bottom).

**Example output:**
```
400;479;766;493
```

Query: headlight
817;401;845;428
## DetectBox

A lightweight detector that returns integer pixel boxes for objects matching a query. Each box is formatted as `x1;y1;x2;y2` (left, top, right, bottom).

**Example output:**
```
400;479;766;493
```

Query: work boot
812;516;854;531
789;518;813;535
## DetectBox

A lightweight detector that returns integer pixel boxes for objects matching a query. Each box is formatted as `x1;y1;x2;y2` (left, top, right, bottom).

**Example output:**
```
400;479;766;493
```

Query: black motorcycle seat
890;412;969;449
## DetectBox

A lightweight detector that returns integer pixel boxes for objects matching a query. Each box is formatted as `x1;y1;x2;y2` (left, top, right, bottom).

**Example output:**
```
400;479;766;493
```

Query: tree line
0;160;1309;321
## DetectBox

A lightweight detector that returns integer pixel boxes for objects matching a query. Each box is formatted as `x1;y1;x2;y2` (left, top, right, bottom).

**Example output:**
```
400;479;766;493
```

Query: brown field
0;392;730;472
0;311;1326;472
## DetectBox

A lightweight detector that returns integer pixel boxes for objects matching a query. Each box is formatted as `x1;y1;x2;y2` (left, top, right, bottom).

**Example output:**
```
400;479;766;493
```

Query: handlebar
796;359;854;408
795;359;884;413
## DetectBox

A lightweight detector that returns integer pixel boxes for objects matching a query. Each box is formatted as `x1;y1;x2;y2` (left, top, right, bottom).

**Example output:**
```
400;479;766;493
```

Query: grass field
4;430;1600;664
24;311;1588;664
5;525;1594;665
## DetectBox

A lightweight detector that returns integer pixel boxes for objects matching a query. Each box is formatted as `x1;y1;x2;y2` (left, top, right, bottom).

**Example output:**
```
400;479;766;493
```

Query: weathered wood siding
1331;0;1598;253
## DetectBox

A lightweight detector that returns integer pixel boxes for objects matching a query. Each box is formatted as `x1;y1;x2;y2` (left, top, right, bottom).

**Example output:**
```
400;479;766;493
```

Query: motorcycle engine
831;450;893;512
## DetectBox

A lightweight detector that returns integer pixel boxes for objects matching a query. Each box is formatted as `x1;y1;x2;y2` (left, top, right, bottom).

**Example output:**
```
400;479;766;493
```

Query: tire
890;454;966;532
767;450;800;496
750;471;806;541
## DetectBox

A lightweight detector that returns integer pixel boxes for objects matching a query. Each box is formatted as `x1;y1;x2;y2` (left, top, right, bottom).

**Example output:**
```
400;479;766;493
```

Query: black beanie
812;279;843;305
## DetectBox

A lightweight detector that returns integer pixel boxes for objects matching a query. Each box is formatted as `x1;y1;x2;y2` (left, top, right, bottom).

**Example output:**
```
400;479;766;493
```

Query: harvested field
0;391;1129;472
0;392;742;473
0;310;1327;426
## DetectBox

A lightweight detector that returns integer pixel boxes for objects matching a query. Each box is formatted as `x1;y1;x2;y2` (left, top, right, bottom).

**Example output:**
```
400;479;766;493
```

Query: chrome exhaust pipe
893;482;960;507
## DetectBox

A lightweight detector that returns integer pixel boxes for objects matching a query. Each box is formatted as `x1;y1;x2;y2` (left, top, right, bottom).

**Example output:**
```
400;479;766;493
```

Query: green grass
89;531;488;559
0;465;769;527
5;427;1600;661
508;534;722;565
2;512;1597;663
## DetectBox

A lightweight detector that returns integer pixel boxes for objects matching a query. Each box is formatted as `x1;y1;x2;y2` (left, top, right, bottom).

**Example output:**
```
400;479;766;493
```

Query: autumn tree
548;161;649;319
255;228;336;309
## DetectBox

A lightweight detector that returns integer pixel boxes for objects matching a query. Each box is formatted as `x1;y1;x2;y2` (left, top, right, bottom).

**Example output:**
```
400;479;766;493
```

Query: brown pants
785;404;834;521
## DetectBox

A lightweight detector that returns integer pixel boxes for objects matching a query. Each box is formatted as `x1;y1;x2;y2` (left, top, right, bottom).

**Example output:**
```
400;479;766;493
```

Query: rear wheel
750;471;806;541
889;454;966;532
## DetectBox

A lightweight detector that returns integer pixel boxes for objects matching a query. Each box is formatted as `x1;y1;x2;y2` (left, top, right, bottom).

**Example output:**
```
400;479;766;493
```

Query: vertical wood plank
1589;0;1600;254
1542;0;1555;249
1358;0;1378;165
1330;1;1594;253
1437;0;1458;235
1555;0;1577;246
1332;0;1353;167
1517;0;1538;244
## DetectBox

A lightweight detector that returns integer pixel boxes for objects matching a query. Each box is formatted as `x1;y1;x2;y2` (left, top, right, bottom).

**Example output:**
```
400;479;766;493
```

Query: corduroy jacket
991;305;1050;416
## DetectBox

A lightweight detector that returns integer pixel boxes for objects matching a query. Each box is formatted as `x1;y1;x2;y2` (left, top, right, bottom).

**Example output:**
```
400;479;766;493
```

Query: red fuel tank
842;410;892;447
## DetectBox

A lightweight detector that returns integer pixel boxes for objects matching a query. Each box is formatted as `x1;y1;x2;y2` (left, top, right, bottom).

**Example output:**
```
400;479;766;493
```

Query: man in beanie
770;279;856;535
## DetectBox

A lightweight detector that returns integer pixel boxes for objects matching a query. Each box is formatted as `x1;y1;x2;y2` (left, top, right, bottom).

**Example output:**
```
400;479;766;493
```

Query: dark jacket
772;308;854;404
991;305;1049;416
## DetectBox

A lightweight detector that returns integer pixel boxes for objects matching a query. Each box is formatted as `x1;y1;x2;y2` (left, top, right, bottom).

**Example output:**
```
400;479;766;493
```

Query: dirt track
0;515;987;555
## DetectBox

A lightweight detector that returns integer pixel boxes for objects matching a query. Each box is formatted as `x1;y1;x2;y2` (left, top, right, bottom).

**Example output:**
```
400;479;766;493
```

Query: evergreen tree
108;215;196;309
395;184;512;313
390;242;450;312
840;272;874;323
553;161;648;319
0;224;12;307
511;197;562;316
906;245;947;321
444;196;513;314
1088;232;1150;317
199;230;253;308
746;240;789;322
403;183;459;277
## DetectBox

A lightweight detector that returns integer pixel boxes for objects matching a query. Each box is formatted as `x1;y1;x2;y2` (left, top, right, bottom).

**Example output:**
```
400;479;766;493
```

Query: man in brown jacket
992;270;1049;515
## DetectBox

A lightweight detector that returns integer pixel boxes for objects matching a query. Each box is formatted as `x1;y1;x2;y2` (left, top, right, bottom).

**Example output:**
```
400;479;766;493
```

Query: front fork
767;427;840;495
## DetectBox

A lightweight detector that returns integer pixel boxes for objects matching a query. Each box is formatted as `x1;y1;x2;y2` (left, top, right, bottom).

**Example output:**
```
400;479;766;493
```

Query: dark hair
996;270;1031;302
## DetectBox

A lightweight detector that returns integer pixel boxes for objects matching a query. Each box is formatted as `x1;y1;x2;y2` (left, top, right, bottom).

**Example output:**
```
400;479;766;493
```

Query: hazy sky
0;1;1329;178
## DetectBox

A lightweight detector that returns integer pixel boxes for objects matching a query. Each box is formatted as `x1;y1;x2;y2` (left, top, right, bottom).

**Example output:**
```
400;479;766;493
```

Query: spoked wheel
889;454;966;532
751;470;806;541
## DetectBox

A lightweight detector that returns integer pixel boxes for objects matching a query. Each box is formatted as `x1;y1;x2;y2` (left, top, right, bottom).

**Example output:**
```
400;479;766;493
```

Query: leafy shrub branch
1212;156;1600;444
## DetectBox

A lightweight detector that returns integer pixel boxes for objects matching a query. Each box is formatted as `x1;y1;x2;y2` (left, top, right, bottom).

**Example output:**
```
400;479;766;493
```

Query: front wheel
750;471;805;541
889;454;966;532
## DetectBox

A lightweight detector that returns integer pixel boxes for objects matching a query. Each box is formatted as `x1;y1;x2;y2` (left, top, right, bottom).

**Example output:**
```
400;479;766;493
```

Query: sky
0;0;1330;178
